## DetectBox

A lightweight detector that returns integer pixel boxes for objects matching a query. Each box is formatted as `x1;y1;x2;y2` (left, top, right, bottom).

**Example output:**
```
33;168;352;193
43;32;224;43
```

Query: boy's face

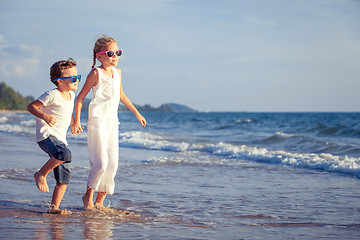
58;66;79;91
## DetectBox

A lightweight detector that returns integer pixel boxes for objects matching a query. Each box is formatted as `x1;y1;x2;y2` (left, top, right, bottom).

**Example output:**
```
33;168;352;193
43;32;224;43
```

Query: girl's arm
118;68;146;127
27;100;57;127
73;69;99;134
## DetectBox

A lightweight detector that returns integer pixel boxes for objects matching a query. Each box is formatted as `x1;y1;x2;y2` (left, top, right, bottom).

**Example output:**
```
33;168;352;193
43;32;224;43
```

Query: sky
1;0;360;112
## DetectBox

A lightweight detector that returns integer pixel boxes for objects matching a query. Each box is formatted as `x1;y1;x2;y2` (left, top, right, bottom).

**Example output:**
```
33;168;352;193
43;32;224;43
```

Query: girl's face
96;42;120;67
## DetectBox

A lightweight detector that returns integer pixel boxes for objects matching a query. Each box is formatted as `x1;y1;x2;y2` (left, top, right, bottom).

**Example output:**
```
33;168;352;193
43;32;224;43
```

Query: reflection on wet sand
1;204;144;240
83;216;114;240
78;209;142;240
49;217;65;240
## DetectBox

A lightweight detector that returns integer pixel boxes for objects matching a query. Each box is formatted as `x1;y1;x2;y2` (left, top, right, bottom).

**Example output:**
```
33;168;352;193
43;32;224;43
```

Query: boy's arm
27;100;57;127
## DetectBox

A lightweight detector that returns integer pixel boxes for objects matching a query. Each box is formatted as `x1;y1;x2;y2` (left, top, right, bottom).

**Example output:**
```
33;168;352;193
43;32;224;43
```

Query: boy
27;58;81;214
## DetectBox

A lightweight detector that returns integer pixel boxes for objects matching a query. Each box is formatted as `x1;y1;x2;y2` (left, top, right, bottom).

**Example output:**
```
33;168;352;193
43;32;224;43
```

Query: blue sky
1;0;359;112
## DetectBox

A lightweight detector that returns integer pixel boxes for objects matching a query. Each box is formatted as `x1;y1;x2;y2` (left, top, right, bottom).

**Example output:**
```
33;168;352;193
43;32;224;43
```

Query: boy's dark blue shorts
37;135;71;185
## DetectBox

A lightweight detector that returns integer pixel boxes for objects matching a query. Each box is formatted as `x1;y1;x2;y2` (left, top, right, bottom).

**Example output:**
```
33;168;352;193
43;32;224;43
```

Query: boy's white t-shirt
36;89;75;145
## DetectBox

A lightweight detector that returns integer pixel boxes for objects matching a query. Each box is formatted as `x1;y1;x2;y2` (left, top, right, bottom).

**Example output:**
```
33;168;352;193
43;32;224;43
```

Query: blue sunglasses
53;75;81;83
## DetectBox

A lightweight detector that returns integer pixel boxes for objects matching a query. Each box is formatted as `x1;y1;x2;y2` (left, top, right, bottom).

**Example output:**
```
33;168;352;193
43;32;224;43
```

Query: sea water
0;112;360;239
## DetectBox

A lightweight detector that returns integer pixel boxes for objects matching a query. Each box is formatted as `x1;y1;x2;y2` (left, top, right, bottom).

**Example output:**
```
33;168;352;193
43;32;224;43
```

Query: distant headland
81;98;197;113
121;102;196;113
0;82;197;112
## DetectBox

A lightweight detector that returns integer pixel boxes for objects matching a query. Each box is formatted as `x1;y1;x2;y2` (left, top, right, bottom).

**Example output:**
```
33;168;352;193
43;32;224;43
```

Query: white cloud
0;34;5;43
0;35;42;78
0;34;8;50
18;44;42;56
0;57;40;77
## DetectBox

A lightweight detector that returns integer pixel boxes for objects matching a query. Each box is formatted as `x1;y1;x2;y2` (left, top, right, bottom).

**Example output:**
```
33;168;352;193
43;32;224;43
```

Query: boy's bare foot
82;194;94;210
48;204;71;215
34;171;49;192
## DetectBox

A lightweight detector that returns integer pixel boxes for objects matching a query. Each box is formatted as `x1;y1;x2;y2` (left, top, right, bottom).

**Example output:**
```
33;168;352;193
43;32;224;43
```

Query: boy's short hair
50;58;77;85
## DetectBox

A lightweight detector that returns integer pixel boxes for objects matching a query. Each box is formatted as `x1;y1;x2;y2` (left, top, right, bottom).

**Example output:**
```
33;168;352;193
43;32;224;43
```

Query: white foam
119;131;360;177
120;131;189;152
209;142;360;175
276;132;295;138
237;119;252;123
0;124;34;134
0;116;8;123
20;119;35;126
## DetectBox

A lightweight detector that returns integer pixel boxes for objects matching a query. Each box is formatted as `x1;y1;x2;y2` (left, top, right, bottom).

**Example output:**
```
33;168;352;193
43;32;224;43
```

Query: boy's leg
48;183;68;214
82;186;95;210
51;183;67;207
34;156;64;192
48;159;71;214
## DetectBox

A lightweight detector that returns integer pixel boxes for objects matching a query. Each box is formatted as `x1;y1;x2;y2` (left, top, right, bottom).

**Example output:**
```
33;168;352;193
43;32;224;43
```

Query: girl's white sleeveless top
88;67;121;121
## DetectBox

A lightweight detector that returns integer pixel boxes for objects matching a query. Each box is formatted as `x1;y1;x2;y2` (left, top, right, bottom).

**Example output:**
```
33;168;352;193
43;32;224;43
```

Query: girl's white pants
87;117;119;195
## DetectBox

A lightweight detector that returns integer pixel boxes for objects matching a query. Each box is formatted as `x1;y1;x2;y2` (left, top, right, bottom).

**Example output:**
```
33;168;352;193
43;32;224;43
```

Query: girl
74;35;146;210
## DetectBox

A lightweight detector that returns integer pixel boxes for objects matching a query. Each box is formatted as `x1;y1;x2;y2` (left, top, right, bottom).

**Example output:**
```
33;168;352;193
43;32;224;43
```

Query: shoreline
0;110;28;113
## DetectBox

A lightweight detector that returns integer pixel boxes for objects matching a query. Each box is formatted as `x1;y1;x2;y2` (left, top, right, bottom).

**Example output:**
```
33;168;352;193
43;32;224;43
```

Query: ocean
0;111;360;239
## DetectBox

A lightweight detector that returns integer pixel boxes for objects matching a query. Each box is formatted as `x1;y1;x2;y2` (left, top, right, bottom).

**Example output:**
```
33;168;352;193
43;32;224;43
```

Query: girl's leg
95;191;107;206
95;192;112;211
94;121;118;210
96;120;119;195
82;186;95;210
87;118;109;191
85;118;101;210
34;156;64;193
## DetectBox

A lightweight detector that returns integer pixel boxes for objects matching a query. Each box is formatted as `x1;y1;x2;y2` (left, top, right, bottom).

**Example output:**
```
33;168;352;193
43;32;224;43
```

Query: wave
214;118;253;130
306;123;360;138
0;116;8;123
2;112;360;177
236;118;253;124
259;131;360;157
0;113;35;135
262;132;295;142
120;131;190;152
120;131;360;177
0;123;34;135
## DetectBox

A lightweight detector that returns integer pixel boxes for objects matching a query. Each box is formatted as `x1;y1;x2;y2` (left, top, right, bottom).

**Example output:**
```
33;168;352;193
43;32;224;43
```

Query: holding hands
71;122;84;135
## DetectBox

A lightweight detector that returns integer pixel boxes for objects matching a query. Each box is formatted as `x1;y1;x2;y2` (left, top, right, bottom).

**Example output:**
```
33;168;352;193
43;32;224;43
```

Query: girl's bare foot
82;194;94;210
94;203;136;216
34;171;49;192
94;203;112;211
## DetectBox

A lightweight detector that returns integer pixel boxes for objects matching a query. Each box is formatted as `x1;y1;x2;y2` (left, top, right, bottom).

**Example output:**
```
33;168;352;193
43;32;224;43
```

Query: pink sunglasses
97;49;123;58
